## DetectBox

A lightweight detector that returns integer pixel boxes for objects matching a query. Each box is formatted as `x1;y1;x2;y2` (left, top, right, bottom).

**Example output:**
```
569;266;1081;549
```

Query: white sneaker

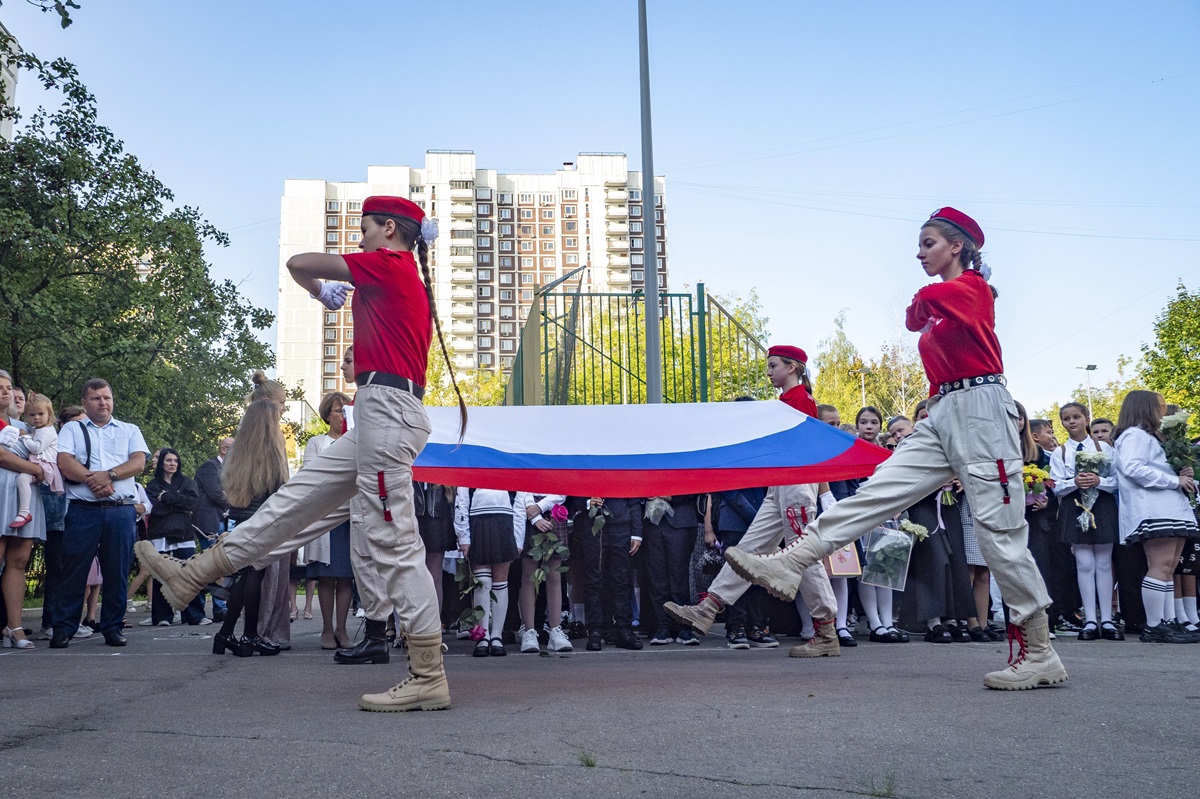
519;626;540;653
157;620;172;627
73;625;93;638
172;612;181;624
138;618;155;626
37;627;54;641
355;608;366;619
547;625;574;653
197;617;213;626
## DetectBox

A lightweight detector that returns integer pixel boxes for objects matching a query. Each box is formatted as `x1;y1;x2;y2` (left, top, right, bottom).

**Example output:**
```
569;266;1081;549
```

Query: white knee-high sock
473;568;493;633
858;581;883;630
879;588;894;628
1075;546;1098;624
489;581;509;641
1174;598;1187;625
1094;545;1114;623
833;578;849;628
1183;596;1199;625
1141;578;1172;627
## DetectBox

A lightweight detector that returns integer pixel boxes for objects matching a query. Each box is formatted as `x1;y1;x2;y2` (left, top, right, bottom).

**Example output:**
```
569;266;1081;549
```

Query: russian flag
413;402;888;497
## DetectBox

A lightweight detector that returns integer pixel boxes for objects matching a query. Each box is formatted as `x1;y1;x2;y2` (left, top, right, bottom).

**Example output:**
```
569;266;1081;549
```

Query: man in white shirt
51;379;149;648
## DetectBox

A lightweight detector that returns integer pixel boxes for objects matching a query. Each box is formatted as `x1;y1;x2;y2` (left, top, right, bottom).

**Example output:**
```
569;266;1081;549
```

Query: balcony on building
604;177;626;187
609;254;630;267
449;188;474;202
608;270;631;284
450;202;474;218
451;287;475;301
450;336;475;352
605;222;629;235
605;205;628;219
605;188;628;203
451;303;475;318
453;355;476;369
606;237;629;251
450;268;474;284
450;321;473;335
450;253;474;267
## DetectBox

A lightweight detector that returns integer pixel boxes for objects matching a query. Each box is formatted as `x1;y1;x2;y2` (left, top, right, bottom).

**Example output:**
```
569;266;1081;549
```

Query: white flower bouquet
860;525;917;591
1074;449;1112;532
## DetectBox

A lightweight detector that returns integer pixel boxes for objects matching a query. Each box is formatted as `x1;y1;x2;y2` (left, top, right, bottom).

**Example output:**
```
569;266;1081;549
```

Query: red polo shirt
779;385;818;417
905;270;1003;396
344;249;432;386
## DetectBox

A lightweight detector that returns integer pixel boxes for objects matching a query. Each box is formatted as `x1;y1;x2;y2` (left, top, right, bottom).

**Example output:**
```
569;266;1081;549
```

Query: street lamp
1076;364;1097;417
848;367;870;408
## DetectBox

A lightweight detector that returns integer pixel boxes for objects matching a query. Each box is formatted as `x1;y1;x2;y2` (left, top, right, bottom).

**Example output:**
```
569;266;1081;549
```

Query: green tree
425;348;508;407
862;339;927;421
1035;355;1148;446
0;39;274;470
811;311;865;418
0;0;80;28
1142;283;1200;434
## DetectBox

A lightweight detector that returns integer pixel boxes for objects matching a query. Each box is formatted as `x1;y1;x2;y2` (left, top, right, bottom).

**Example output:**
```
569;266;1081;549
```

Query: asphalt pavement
2;611;1195;799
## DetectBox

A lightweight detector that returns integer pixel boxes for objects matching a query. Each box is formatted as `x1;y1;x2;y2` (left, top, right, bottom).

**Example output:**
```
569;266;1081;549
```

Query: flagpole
638;0;662;404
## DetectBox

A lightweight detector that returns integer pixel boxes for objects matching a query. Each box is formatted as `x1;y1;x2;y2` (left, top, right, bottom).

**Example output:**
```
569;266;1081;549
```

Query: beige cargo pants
799;383;1051;624
709;483;837;619
223;384;439;635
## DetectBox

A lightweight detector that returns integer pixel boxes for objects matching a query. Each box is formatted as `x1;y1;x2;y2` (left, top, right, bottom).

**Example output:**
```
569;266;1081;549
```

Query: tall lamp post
638;0;662;403
1077;364;1097;417
848;367;870;409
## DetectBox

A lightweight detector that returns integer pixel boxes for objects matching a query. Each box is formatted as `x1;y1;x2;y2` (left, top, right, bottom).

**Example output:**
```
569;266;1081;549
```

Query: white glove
310;281;348;310
819;491;836;511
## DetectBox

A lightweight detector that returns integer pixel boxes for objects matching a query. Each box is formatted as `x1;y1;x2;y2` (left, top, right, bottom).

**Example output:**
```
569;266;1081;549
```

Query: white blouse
1049;437;1117;498
1113;427;1193;543
454;488;534;551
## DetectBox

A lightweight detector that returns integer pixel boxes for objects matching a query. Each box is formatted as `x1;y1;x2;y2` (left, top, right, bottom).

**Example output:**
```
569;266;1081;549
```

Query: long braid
417;237;468;440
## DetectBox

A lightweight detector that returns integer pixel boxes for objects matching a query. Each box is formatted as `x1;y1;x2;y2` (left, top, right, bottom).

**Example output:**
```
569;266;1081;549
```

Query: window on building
540;193;555;204
520;257;534;268
450;179;474;189
324;378;337;390
325;329;338;341
347;216;361;227
499;306;515;320
498;192;513;205
475;187;492;200
656;241;665;254
326;248;339;254
541;209;554;220
499;289;514;300
541;241;555;252
520;209;533;220
563;189;577;200
521;290;534;300
348;232;361;243
657;257;666;270
540;273;555;285
632;270;644;282
477;268;493;281
324;362;337;374
501;340;516;353
325;312;338;324
655;209;664;221
631;237;643;249
477;285;493;298
629;205;642;218
477;236;492;248
499;208;513;220
499;272;514;285
518;193;533;204
478;319;494;333
564;237;578;248
520;241;534;252
630;190;643;201
327;216;339;228
327;201;340;211
501;356;514;368
479;353;494;367
630;221;643;233
541;257;556;269
477;203;492;216
499;256;513;268
451;229;472;239
520;274;534;285
499;240;513;252
519;225;533;235
324;345;337;357
326;232;339;243
541;225;554;236
563;204;576;217
479;336;494;349
477;220;492;233
500;322;515;336
498;224;513;236
565;221;578;232
347;201;362;211
631;254;645;266
658;273;666;287
478;302;493;315
566;254;579;265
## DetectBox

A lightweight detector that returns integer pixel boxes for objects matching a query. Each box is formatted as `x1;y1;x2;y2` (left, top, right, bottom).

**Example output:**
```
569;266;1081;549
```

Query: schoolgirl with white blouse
454;488;531;656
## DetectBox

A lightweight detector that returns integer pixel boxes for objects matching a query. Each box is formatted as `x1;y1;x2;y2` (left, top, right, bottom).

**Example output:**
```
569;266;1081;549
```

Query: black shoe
985;622;1006;642
489;637;507;656
747;628;779;648
888;626;910;643
473;639;491;657
949;623;971;643
334;620;390;664
1078;622;1099;641
924;624;952;643
836;627;857;647
1170;620;1200;643
586;631;603;651
675;628;700;646
968;626;990;643
211;609;227;623
1140;622;1191;643
83;619;98;630
248;635;281;655
212;632;253;656
615;630;643;650
725;625;750;650
568;621;588;639
603;628;619;645
649;626;673;645
49;633;70;649
103;631;127;647
1100;622;1125;641
869;626;900;643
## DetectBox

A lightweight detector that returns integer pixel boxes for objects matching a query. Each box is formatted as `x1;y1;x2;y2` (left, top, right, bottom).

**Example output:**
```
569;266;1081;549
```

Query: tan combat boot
135;536;233;611
359;630;452;712
725;534;825;602
982;610;1068;690
788;618;840;658
663;594;722;636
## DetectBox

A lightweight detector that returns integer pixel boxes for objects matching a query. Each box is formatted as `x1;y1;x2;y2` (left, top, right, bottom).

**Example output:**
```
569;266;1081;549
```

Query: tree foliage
811;312;924;421
1142;282;1200;434
1034;355;1148;445
0;0;80;28
0;37;274;472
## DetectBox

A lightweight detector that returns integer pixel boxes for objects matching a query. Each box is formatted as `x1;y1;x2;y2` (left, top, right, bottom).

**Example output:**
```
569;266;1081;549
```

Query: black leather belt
937;374;1007;396
71;499;135;508
356;371;425;400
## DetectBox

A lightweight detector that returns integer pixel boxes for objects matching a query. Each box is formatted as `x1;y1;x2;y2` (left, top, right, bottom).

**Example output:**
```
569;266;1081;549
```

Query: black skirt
418;512;458;554
1058;490;1119;546
899;491;974;626
467;512;519;565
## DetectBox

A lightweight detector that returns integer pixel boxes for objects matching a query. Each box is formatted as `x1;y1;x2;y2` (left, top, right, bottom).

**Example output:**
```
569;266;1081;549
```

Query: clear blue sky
5;1;1199;413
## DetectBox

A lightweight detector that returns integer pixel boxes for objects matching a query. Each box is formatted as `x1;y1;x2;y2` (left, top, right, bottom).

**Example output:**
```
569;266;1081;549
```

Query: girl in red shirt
726;208;1067;691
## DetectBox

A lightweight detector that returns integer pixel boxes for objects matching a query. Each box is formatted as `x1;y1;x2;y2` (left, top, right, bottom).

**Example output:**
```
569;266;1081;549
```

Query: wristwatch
107;469;118;482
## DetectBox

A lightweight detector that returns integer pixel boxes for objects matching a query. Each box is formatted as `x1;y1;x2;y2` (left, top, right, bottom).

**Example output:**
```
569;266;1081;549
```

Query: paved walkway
2;612;1193;799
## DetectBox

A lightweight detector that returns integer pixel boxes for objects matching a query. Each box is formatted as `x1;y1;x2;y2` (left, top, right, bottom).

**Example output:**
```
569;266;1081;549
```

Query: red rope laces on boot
1006;622;1027;667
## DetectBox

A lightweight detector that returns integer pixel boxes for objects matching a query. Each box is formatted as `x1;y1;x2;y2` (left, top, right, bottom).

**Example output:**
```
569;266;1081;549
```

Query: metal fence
506;273;771;406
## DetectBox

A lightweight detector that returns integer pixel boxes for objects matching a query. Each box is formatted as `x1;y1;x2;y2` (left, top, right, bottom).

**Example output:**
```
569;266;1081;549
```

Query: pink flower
551;504;569;522
469;624;487;642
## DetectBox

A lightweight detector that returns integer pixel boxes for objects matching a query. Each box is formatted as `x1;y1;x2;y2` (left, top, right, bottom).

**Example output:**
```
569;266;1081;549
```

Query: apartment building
277;150;667;411
1;22;18;142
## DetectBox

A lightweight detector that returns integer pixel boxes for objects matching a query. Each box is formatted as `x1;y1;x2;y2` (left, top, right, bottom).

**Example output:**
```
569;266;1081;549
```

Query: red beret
768;344;808;364
928;207;983;248
363;195;425;223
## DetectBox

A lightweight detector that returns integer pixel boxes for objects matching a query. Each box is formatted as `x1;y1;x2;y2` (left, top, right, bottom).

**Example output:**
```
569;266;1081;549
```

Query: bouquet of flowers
899;518;930;542
1074;449;1112;532
1023;464;1052;494
860;525;917;591
1160;410;1197;505
644;497;675;525
939;484;957;506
